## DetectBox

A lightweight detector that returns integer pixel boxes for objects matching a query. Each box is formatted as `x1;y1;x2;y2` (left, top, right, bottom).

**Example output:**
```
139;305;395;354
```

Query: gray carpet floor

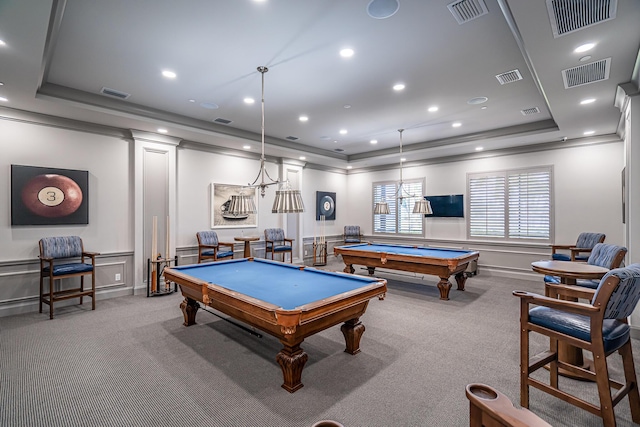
1;258;639;426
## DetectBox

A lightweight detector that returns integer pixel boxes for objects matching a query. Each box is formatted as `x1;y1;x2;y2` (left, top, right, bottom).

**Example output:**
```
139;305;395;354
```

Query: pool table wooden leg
437;278;452;300
341;318;365;355
455;272;467;291
343;264;355;274
180;297;200;326
366;267;375;276
276;343;308;393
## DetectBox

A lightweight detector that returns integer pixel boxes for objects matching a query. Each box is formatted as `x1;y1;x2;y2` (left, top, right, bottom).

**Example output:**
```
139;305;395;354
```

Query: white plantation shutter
469;174;505;237
373;180;423;235
508;170;551;239
468;167;552;242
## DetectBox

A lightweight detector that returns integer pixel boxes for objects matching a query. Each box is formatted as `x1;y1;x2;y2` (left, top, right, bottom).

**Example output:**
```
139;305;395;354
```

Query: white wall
346;142;625;247
300;168;347;239
0;118;132;260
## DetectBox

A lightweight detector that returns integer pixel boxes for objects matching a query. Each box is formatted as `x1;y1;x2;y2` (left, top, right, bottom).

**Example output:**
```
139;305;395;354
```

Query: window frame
466;166;554;243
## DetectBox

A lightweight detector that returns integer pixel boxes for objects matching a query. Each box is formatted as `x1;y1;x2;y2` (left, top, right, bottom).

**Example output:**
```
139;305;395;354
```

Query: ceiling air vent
286;136;299;141
521;107;540;116
495;69;523;85
100;87;130;99
562;58;611;89
213;118;232;125
546;0;617;38
448;0;488;24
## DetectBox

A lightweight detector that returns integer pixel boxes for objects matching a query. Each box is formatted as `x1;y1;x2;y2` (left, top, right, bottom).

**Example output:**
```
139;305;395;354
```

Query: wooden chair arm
285;238;294;244
83;251;100;257
199;244;218;249
39;256;54;262
218;242;235;249
545;282;596;301
513;290;600;315
569;247;593;260
551;244;573;251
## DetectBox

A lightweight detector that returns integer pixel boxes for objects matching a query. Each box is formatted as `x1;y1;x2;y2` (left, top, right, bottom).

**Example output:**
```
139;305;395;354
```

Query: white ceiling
1;0;639;169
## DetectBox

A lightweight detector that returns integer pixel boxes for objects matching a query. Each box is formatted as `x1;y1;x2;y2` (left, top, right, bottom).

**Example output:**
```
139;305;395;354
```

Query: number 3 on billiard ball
21;174;83;218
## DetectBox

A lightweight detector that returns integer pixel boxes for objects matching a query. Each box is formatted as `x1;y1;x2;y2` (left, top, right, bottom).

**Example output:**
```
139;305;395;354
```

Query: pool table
163;257;387;393
334;243;479;300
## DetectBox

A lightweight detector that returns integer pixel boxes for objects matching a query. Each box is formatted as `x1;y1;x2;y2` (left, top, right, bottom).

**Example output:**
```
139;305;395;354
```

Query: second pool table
334;243;479;300
163;257;387;393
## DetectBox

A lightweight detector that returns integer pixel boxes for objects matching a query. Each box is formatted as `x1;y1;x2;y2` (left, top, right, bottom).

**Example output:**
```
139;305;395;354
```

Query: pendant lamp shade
228;192;257;215
373;201;390;215
412;199;433;214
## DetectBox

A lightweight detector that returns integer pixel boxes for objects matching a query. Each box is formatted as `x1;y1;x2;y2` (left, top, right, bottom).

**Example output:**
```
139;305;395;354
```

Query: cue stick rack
313;215;327;266
147;215;178;297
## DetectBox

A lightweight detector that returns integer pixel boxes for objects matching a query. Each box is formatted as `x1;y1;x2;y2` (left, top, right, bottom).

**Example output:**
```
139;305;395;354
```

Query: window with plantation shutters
373;179;424;235
468;167;552;242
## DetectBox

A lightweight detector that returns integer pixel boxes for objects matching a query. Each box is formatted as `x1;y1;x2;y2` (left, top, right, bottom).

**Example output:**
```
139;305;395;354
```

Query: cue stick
198;304;263;338
165;216;170;291
151;216;157;293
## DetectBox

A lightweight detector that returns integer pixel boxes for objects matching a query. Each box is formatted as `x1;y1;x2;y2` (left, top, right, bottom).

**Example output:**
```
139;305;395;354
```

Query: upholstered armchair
551;232;605;261
39;236;99;319
514;264;640;427
343;225;363;244
544;243;627;294
196;231;234;263
264;228;293;263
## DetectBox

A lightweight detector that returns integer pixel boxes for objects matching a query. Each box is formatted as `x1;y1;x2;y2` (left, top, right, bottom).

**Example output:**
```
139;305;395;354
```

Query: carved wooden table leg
366;267;376;276
437;278;452;300
341;318;365;355
343;264;355;274
180;297;199;326
276;343;309;393
455;272;467;291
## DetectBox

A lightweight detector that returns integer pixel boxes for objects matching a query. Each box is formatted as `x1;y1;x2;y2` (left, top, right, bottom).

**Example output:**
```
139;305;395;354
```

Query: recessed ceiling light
343;104;351;109
393;83;405;91
243;145;251;150
580;98;596;105
244;97;255;104
575;43;596;53
340;48;354;58
162;70;177;79
370;139;378;144
584;130;595;135
468;96;488;105
157;128;168;134
0;40;6;46
481;106;488;110
0;82;4;86
452;122;462;128
188;99;196;103
320;136;331;140
299;115;308;122
0;96;7;102
579;55;592;62
475;146;484;151
347;165;353;169
428;106;438;112
339;129;348;135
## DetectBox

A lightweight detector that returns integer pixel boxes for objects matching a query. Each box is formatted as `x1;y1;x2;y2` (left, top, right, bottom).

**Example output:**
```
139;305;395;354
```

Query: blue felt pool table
334;243;479;300
162;257;387;393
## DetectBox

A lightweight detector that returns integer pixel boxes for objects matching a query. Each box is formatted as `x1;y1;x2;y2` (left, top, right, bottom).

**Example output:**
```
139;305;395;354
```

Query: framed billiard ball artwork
11;165;89;225
316;191;336;220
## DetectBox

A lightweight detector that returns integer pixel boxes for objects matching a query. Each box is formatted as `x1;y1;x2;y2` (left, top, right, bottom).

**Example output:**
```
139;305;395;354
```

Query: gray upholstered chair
343;225;363;244
514;264;640;427
264;228;293;263
196;231;234;263
39;236;99;319
544;243;627;293
551;232;605;261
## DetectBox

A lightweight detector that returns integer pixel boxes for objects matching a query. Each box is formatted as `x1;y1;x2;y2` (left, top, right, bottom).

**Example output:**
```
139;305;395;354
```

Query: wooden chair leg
520;317;530;408
39;275;43;313
91;271;96;311
80;275;84;305
50;278;56;319
592;346;616;427
549;337;558;389
619;342;640;423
